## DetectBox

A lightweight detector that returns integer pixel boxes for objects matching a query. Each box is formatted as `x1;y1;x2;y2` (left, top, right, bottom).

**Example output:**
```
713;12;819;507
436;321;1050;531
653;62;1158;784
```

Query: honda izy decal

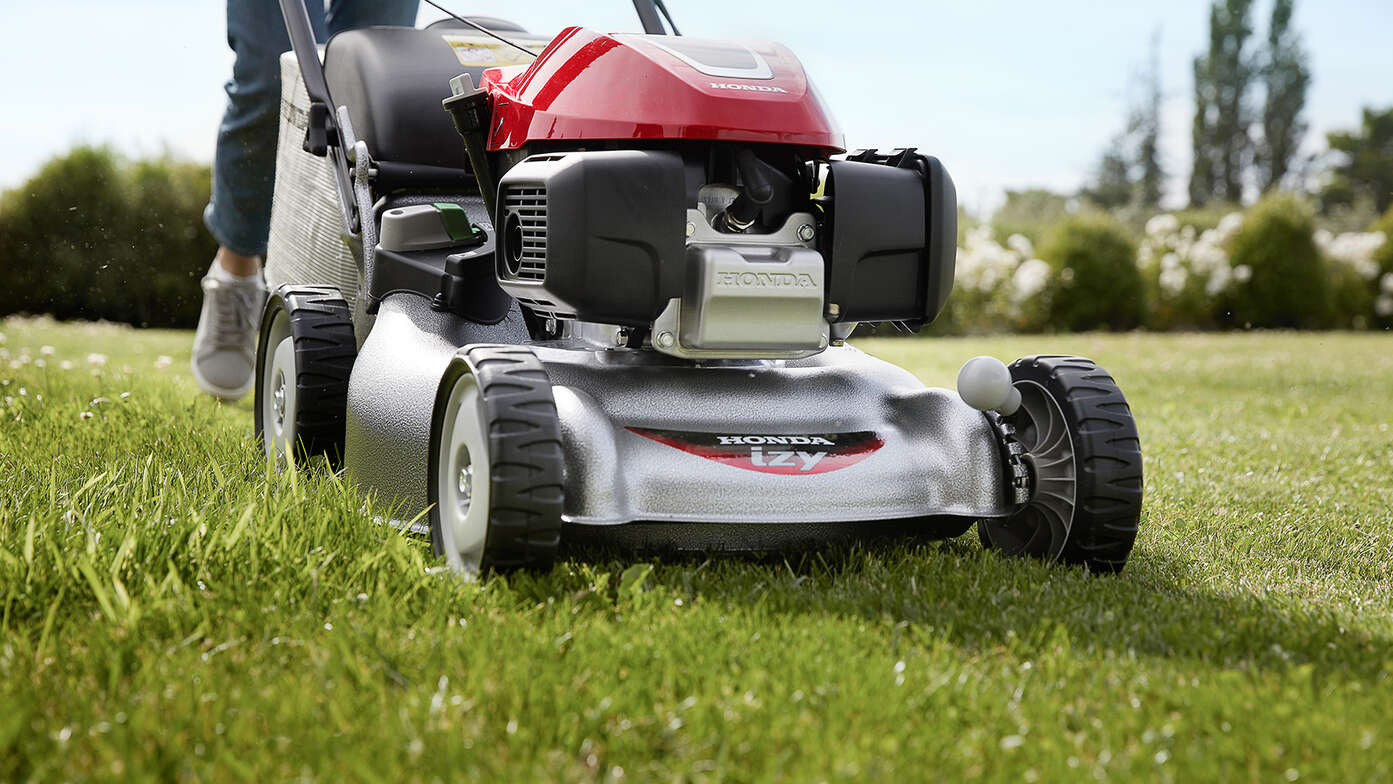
626;428;883;475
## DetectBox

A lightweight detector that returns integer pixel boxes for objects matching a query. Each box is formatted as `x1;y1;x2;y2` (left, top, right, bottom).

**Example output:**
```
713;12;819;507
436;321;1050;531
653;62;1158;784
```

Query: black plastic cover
496;150;687;326
823;150;957;326
370;235;513;324
323;23;537;169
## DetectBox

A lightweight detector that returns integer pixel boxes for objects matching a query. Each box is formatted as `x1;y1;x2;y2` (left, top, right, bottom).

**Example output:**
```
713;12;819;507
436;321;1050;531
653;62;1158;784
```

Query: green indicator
432;202;480;242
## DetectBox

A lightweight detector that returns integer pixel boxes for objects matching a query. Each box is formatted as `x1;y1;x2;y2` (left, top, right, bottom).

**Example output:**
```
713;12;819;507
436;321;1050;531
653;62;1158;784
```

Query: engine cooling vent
503;185;547;281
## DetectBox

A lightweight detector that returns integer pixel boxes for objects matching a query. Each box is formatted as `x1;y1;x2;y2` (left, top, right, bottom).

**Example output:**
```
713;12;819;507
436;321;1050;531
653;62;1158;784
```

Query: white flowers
957;227;1051;304
1204;269;1229;297
1377;273;1393;317
1216;212;1244;240
1145;214;1179;238
1316;229;1386;281
1006;233;1035;258
1139;213;1242;301
1011;258;1051;304
957;226;1019;293
1158;254;1188;296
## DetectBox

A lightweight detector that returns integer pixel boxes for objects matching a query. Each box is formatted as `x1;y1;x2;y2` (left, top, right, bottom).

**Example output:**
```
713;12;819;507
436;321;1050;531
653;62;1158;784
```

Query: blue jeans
205;0;419;258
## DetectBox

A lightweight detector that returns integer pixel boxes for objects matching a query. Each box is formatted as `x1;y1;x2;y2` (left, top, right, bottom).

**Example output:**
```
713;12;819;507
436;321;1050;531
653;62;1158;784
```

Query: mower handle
279;0;333;107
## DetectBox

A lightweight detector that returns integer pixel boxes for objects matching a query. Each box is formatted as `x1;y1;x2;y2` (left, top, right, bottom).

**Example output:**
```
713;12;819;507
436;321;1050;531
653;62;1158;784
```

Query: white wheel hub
436;373;490;575
260;310;297;463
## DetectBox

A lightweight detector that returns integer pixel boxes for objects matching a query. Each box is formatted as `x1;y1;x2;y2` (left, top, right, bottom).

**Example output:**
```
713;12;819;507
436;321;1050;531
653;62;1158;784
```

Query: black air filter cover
495;150;687;325
823;150;957;326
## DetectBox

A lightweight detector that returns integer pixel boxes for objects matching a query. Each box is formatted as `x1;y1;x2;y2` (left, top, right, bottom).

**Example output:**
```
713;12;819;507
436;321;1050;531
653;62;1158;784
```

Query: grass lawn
1;316;1391;782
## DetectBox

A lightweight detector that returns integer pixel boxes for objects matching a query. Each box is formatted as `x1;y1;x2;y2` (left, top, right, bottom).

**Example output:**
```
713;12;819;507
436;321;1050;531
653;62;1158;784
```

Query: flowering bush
1315;227;1388;328
1371;206;1393;327
1137;212;1247;329
930;196;1391;334
931;226;1051;333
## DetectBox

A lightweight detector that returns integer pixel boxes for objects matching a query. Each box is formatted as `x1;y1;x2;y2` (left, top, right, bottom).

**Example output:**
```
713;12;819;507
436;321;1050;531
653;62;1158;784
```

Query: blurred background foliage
0;146;214;328
0;142;1387;335
0;0;1389;335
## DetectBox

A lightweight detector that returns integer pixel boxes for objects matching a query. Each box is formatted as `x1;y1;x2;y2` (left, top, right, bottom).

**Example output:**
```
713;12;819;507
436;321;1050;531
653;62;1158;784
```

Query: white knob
957;356;1021;414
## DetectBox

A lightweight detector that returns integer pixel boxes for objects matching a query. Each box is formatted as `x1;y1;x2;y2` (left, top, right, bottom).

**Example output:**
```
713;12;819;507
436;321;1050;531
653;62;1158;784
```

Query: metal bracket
989;412;1031;507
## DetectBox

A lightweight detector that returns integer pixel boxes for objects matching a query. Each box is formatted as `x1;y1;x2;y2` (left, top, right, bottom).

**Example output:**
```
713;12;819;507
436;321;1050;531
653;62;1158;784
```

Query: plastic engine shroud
479;27;845;153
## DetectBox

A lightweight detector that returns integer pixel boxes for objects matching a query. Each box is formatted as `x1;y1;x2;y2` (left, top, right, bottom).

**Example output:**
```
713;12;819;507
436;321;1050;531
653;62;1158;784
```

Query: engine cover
478;28;844;152
650;210;829;360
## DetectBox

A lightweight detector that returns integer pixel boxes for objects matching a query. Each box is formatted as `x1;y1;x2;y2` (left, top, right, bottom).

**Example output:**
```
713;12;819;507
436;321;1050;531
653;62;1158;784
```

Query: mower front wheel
253;286;357;468
428;345;565;575
978;355;1144;572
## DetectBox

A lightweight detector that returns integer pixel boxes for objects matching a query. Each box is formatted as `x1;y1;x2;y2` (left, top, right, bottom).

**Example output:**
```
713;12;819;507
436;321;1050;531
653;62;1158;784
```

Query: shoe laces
202;277;265;352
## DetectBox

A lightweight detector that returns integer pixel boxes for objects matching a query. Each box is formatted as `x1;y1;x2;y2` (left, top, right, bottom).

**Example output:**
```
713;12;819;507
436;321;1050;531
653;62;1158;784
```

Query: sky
1;0;1389;212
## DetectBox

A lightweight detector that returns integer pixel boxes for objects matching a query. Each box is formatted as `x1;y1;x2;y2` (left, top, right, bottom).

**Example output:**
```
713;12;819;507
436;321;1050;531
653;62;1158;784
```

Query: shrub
927;226;1053;335
1038;213;1145;331
1315;223;1387;329
1372;205;1393;327
1137;211;1245;330
0;146;215;327
1226;194;1328;329
1159;203;1245;234
924;226;1053;336
1327;262;1375;329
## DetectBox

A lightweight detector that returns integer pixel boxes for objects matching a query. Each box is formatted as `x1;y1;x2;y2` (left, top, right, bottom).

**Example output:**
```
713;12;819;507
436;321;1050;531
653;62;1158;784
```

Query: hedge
0;146;215;328
2;148;1389;335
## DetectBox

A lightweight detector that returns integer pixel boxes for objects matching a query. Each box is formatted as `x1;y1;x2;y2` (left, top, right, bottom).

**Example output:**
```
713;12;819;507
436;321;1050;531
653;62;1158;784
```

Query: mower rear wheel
428;345;564;575
977;355;1143;572
253;286;357;469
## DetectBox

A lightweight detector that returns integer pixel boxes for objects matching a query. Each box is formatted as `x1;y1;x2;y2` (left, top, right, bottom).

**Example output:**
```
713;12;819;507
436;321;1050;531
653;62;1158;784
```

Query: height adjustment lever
302;102;337;157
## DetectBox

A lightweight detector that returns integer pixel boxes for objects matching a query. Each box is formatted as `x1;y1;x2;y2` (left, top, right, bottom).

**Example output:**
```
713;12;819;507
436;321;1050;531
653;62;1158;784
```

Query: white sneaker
191;261;267;400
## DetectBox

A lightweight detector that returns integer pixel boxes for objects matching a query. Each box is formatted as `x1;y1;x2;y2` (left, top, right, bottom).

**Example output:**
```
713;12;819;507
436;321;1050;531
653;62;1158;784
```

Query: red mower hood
479;27;845;154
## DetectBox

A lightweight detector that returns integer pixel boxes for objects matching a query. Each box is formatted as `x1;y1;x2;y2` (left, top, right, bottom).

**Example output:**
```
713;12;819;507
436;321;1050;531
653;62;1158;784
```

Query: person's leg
194;0;327;400
205;0;329;261
325;0;418;36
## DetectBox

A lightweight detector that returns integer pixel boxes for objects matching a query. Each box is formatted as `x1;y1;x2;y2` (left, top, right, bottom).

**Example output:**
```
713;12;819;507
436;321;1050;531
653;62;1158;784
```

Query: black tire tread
428;345;564;573
254;285;356;469
1002;354;1144;572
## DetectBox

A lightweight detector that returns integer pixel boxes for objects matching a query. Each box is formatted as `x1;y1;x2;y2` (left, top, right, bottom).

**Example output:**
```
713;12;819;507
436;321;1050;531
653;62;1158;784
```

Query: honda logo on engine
710;82;789;94
715;271;818;289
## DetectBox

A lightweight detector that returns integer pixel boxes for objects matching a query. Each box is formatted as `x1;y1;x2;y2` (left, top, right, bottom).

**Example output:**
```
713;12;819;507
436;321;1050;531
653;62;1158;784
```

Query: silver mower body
343;291;1012;538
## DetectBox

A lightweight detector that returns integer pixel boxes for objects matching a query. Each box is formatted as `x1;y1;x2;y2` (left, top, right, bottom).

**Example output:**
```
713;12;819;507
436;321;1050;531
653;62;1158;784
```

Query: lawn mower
255;0;1144;574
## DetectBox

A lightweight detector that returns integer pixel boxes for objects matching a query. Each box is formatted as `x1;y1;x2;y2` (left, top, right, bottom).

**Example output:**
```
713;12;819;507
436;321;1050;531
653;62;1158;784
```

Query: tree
1256;0;1310;192
1189;55;1216;206
1083;30;1163;211
1135;30;1165;208
1082;137;1136;210
991;189;1071;244
1322;107;1393;215
1190;0;1256;206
